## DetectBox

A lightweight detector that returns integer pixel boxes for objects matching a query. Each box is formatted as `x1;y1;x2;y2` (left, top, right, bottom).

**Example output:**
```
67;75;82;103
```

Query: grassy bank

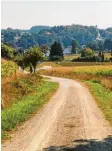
2;81;58;139
85;81;112;125
2;74;43;108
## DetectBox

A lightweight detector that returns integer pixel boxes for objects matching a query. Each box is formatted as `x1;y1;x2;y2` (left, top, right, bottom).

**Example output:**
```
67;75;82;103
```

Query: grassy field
59;61;112;66
37;61;60;68
64;54;80;61
39;65;112;89
2;80;58;139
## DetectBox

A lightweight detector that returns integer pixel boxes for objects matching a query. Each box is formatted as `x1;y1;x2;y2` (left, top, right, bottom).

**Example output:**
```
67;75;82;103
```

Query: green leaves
1;43;15;59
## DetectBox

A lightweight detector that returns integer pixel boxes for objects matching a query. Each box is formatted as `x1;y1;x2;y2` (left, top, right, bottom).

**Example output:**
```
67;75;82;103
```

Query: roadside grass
1;74;43;108
2;81;58;139
85;80;112;125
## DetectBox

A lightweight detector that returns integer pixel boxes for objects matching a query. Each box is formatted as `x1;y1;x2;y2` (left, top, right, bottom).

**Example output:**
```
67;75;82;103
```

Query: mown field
39;63;112;125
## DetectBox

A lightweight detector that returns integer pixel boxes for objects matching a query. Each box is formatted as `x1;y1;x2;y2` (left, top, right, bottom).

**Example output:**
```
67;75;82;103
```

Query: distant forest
1;24;112;50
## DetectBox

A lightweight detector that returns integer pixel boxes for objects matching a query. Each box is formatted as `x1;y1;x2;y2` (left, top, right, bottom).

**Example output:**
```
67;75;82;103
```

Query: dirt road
2;76;112;151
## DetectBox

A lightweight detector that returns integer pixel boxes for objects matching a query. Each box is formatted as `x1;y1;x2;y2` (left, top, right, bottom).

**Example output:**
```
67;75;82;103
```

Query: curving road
2;76;112;151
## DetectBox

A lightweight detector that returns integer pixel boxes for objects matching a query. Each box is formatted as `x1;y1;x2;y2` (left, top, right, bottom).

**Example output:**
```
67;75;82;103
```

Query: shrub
81;47;94;57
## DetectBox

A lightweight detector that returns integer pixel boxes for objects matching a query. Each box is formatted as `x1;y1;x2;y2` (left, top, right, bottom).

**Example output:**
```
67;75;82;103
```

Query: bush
81;47;94;57
72;56;97;62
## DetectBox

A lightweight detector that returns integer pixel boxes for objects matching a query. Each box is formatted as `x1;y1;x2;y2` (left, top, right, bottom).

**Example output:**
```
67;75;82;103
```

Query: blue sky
1;1;112;29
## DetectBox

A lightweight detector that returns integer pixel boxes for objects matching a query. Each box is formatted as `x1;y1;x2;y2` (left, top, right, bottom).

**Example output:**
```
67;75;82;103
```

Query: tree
81;47;95;57
103;38;112;51
24;46;43;73
98;52;105;62
97;40;104;51
40;44;49;54
87;41;99;51
71;40;78;54
50;41;64;61
14;55;26;70
1;43;15;59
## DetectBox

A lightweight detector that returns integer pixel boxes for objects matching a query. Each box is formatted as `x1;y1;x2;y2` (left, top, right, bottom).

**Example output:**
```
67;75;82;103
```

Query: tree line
1;24;112;50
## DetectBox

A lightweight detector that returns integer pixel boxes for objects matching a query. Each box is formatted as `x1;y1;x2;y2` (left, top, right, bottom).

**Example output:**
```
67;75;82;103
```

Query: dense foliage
15;46;44;73
50;41;64;61
1;60;17;78
2;24;112;50
81;47;94;57
1;43;15;59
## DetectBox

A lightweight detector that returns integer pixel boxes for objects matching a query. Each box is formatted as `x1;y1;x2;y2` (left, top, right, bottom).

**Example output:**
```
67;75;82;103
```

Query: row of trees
1;41;64;73
86;39;112;51
71;38;112;54
1;43;43;73
2;39;112;72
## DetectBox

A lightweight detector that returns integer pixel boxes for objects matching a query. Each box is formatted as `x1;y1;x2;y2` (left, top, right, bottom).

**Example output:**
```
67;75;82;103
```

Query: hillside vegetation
1;24;112;49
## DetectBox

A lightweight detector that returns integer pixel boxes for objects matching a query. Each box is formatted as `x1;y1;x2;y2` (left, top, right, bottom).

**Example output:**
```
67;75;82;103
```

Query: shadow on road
42;135;112;151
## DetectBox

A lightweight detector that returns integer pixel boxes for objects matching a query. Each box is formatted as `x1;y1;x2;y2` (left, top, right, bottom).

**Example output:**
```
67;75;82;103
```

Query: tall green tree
71;40;78;54
50;41;63;61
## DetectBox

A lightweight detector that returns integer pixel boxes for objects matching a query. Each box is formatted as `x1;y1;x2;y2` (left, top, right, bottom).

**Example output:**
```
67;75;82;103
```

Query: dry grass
64;54;80;60
37;61;60;68
1;73;42;109
39;65;112;90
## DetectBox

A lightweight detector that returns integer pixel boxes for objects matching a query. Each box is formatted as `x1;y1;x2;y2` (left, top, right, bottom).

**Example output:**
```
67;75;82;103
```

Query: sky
1;1;112;29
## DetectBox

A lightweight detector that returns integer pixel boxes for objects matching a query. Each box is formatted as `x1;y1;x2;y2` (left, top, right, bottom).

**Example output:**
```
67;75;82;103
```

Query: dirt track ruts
2;76;112;151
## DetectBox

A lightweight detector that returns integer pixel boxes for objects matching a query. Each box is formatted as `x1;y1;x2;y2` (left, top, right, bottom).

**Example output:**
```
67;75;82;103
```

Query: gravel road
2;76;112;151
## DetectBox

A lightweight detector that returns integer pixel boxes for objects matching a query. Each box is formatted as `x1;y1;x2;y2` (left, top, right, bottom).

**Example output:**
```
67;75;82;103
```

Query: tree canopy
2;25;112;50
1;43;15;59
81;47;95;57
50;41;64;61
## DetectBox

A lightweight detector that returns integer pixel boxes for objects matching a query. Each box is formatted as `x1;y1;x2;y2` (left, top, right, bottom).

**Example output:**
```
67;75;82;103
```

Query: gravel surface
2;76;112;151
